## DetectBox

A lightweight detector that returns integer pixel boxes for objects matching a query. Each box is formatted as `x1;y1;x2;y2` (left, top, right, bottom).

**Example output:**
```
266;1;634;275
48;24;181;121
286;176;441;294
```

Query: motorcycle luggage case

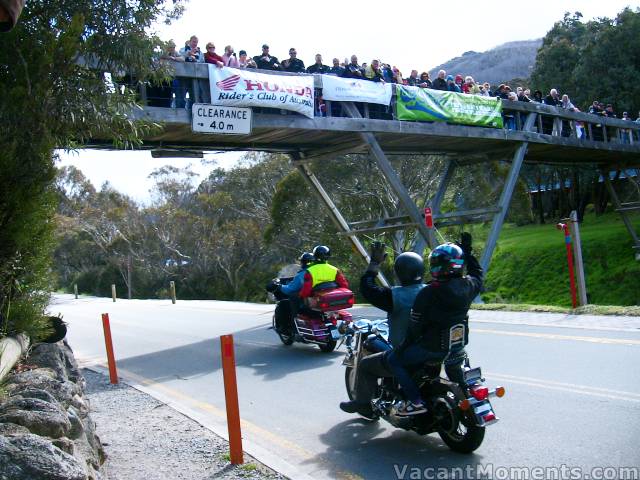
306;288;354;312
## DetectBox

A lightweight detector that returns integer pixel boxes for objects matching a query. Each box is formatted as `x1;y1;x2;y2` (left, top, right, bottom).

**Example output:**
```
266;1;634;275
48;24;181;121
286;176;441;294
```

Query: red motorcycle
271;277;354;353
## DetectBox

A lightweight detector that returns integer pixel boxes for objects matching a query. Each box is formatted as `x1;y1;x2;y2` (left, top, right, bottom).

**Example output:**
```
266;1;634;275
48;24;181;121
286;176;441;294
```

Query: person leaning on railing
221;45;240;68
238;50;257;69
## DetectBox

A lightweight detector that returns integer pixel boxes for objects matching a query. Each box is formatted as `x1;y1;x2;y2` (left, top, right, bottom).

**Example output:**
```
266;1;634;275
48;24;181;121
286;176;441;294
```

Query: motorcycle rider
359;242;427;349
340;233;481;418
299;245;349;297
267;252;315;335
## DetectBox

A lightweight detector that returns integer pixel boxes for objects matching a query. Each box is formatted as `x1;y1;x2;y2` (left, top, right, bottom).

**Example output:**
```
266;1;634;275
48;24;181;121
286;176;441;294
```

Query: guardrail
130;62;640;146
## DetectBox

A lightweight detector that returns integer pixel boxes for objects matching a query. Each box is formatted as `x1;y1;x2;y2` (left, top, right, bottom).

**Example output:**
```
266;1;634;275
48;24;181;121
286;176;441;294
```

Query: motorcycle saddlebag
306;288;355;312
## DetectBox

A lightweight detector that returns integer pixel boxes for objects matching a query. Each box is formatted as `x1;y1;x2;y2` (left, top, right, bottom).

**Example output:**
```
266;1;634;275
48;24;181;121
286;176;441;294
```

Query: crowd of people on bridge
155;36;640;139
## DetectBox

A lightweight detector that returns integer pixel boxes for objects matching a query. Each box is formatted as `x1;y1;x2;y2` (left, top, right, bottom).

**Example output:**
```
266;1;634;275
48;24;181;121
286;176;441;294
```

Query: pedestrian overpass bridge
91;63;640;286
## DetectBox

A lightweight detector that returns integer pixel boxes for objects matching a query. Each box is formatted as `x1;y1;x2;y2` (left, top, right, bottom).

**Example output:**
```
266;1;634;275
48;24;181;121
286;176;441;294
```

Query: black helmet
299;252;314;268
312;245;331;262
394;252;424;286
428;243;464;279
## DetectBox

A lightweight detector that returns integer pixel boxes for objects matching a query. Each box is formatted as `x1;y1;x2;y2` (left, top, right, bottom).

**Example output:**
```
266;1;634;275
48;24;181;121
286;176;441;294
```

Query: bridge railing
134;62;640;146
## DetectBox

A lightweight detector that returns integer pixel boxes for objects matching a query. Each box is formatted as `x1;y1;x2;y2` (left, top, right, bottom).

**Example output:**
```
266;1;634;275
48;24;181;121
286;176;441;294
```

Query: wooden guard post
220;334;243;464
101;313;119;384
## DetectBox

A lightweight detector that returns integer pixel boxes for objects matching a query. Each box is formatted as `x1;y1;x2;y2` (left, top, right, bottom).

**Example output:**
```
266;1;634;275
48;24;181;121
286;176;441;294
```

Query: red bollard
220;335;243;464
101;313;119;384
556;223;578;308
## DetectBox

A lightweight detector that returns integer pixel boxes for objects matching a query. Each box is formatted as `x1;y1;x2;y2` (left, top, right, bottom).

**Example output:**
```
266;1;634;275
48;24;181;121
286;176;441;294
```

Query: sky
58;0;637;202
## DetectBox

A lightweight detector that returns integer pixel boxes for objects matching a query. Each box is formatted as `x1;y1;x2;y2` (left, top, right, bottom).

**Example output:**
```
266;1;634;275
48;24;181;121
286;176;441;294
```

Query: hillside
481;211;640;307
429;39;542;86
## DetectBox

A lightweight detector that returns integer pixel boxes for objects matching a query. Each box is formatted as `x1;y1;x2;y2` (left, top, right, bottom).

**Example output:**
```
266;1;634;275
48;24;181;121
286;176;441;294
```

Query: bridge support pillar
480;112;537;272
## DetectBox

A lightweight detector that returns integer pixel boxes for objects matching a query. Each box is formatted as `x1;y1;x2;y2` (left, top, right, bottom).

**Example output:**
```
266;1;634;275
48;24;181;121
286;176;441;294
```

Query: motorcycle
270;277;354;353
341;318;505;453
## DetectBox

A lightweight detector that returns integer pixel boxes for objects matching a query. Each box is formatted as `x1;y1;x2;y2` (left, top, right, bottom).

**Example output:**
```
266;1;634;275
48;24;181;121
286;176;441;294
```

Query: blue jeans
386;345;465;403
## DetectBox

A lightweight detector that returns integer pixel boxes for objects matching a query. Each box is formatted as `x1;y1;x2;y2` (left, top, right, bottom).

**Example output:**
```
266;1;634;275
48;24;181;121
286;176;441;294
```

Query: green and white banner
396;85;503;128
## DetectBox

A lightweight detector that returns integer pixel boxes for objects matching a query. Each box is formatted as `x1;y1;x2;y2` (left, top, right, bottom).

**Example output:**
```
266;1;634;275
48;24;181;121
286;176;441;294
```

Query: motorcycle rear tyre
344;366;356;400
438;423;485;453
319;340;337;353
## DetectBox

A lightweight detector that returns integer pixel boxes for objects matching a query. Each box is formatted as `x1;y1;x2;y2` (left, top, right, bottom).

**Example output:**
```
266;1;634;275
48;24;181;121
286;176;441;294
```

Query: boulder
28;341;80;384
0;422;30;436
10;387;60;406
52;437;75;455
66;406;83;440
0;433;86;480
6;368;79;407
0;397;71;439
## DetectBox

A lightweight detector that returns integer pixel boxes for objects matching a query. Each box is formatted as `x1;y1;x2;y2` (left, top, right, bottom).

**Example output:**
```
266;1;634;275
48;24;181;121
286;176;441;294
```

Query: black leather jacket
405;254;483;353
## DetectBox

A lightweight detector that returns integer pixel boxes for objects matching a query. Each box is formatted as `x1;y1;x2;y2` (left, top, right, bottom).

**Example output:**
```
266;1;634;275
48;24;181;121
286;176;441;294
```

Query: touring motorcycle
270;277;354;353
341;318;505;453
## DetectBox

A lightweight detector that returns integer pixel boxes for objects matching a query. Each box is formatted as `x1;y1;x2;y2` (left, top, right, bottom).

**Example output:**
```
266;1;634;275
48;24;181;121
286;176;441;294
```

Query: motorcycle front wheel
273;315;294;346
318;339;337;353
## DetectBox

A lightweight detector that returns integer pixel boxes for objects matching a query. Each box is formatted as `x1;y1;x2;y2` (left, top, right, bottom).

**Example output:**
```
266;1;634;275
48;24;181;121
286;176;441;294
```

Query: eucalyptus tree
0;0;184;336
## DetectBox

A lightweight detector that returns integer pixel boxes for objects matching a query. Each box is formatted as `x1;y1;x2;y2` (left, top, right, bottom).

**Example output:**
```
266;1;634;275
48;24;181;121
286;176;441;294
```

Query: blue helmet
299;252;315;268
428;243;464;279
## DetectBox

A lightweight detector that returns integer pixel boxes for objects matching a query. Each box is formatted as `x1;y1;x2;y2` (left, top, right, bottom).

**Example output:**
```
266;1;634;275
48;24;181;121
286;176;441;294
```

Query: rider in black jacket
388;233;482;415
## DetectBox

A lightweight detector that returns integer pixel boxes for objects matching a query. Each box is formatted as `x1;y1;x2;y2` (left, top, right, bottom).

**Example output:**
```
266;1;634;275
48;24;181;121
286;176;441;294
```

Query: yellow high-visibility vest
306;263;339;287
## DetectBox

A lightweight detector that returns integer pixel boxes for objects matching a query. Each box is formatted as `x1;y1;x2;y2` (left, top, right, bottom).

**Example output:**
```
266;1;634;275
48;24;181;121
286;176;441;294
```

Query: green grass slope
482;212;640;306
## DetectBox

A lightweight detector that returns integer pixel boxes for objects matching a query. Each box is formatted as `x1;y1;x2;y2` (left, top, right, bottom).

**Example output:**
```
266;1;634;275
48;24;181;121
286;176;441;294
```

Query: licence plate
330;328;341;340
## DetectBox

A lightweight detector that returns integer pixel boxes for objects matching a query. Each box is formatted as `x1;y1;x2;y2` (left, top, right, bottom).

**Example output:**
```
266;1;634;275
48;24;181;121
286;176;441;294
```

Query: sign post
556;223;578;309
569;211;588;306
424;207;434;228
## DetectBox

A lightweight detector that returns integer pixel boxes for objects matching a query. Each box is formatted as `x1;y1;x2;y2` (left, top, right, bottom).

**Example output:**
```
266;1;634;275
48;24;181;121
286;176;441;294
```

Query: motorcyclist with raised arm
359;241;427;349
339;233;482;419
389;232;482;415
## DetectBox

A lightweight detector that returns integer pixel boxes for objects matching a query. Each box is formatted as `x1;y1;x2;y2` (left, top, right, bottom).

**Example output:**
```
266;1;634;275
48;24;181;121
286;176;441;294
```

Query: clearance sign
208;66;315;118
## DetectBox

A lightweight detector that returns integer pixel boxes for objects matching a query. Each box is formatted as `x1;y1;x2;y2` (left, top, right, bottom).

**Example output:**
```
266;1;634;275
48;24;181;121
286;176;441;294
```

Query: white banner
209;66;315;118
320;75;393;105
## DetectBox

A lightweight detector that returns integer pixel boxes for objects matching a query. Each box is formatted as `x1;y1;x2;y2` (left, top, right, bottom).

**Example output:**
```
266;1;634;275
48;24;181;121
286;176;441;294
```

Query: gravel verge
83;369;284;480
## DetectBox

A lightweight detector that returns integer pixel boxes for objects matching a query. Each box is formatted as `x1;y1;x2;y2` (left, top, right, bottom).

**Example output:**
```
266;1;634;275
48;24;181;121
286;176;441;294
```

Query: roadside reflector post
424;207;434;228
74;284;78;299
220;334;243;465
569;211;588;306
101;313;118;384
111;284;116;303
170;281;176;304
556;223;578;309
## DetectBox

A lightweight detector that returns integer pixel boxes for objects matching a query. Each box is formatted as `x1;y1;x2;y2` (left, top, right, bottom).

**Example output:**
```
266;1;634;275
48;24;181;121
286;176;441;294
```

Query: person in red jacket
204;42;223;67
299;245;348;298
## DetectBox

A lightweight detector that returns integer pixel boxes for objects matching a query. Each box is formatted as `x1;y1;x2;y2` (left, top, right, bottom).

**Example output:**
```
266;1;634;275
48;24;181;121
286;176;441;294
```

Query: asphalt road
52;294;640;480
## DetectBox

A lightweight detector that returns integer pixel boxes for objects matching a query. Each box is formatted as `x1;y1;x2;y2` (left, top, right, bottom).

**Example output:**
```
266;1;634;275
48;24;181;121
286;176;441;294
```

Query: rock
10;387;60;406
0;397;71;439
6;368;79;407
0;433;86;480
52;437;75;455
28;342;80;384
0;422;30;436
66;407;83;440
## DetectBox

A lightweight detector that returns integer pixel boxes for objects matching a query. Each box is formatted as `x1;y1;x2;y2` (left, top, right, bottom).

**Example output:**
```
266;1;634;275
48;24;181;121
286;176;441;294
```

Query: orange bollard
220;334;243;464
101;313;119;384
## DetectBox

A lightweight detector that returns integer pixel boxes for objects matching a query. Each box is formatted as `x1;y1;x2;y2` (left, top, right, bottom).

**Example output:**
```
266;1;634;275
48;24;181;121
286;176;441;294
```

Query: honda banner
396;85;503;128
209;66;315;118
320;75;393;106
